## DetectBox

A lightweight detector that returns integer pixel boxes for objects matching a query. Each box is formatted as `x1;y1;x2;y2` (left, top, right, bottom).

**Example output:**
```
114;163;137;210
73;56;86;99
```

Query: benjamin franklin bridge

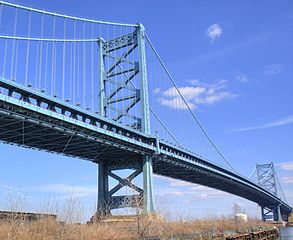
0;1;291;221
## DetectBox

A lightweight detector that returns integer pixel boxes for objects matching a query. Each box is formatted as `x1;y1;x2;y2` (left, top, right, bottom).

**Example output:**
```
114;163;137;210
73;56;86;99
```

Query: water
279;227;293;240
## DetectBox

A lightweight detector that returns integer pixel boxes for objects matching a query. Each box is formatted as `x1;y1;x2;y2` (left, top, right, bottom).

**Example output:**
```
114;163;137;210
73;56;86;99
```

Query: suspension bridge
0;1;291;222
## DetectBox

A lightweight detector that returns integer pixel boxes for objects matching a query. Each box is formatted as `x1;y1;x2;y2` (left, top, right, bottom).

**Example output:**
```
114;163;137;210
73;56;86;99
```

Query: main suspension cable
145;33;240;175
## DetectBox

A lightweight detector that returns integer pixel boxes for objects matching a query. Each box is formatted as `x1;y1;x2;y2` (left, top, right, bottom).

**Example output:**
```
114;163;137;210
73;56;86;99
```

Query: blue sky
0;0;293;221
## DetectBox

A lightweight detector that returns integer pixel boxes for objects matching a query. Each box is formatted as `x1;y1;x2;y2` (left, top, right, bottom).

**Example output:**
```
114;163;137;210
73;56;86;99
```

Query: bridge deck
0;78;291;215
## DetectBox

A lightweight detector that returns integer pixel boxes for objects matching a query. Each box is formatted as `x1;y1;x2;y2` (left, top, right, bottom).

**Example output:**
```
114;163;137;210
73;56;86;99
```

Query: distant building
0;211;57;222
235;213;248;222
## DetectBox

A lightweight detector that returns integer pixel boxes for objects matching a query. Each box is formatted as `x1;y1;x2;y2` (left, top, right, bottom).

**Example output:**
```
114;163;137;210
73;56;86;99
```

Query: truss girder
98;32;140;127
98;26;150;134
97;158;144;213
257;163;278;197
0;77;291;216
256;163;286;221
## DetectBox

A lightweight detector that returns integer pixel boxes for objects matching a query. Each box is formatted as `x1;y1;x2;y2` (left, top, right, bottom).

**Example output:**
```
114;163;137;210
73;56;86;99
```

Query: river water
279;227;293;240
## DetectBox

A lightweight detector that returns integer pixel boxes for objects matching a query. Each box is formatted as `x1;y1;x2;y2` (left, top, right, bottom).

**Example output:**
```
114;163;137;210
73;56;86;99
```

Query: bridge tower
256;163;282;221
96;24;154;217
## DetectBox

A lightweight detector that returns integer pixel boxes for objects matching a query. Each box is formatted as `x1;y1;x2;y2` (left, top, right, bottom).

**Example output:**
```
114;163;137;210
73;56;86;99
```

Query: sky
0;0;293;221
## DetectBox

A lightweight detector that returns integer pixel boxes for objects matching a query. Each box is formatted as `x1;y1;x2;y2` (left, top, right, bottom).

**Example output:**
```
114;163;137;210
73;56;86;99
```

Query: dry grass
0;219;132;240
158;217;275;239
0;193;276;239
0;215;276;240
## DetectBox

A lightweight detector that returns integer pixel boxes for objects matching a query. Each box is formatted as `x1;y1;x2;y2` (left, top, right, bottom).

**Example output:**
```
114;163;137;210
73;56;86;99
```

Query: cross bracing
0;77;291;216
0;0;291;219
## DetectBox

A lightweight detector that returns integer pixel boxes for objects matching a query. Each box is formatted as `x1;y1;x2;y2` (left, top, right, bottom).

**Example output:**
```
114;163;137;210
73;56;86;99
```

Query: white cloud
265;64;283;75
206;23;223;41
231;115;293;132
277;162;293;171
155;79;236;110
235;73;249;83
169;179;194;187
153;88;161;94
281;176;293;184
170;191;185;196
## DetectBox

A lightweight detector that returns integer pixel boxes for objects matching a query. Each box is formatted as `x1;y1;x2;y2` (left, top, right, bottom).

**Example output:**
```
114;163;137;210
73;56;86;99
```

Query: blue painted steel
143;155;155;212
0;0;291;219
95;23;155;214
257;163;286;221
0;77;291;217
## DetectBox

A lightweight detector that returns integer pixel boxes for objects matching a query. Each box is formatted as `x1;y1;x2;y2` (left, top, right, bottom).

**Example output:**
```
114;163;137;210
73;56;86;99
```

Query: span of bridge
0;1;291;221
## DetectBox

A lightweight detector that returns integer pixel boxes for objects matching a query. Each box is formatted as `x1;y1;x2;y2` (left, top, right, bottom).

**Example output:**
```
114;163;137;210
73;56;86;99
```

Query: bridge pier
96;155;155;218
261;205;283;222
95;22;154;218
143;155;155;212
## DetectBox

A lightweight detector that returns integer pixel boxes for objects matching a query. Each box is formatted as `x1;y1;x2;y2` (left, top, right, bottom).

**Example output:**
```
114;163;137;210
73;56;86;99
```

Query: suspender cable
62;18;66;100
91;23;94;111
70;41;73;102
25;11;31;85
38;13;44;90
149;106;181;146
82;21;86;108
13;39;19;80
0;3;3;28
51;16;56;96
35;39;40;88
73;20;76;104
276;174;288;204
77;37;80;103
113;27;119;121
248;166;256;179
0;0;138;27
106;24;109;118
44;40;49;92
146;33;240;175
10;8;18;80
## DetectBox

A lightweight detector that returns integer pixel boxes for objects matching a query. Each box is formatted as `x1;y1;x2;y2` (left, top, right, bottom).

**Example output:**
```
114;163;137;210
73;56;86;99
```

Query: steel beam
96;157;144;216
257;163;283;221
143;154;155;212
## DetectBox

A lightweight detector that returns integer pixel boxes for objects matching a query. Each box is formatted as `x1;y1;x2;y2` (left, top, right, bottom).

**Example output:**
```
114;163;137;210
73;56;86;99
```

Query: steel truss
97;24;154;215
0;69;291;218
97;158;143;214
98;24;150;133
257;163;282;221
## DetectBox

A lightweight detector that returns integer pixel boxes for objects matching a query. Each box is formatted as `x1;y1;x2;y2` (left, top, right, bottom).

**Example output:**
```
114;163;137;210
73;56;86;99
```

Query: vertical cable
62;18;67;100
106;24;109;118
10;8;18;80
70;41;73;102
38;13;44;90
25;11;32;85
1;39;7;78
13;39;19;81
0;4;3;28
44;40;49;92
83;21;86;108
131;27;135;129
73;20;76;104
51;16;56;96
98;23;101;114
113;25;117;122
35;39;40;88
77;36;80;103
91;23;94;112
